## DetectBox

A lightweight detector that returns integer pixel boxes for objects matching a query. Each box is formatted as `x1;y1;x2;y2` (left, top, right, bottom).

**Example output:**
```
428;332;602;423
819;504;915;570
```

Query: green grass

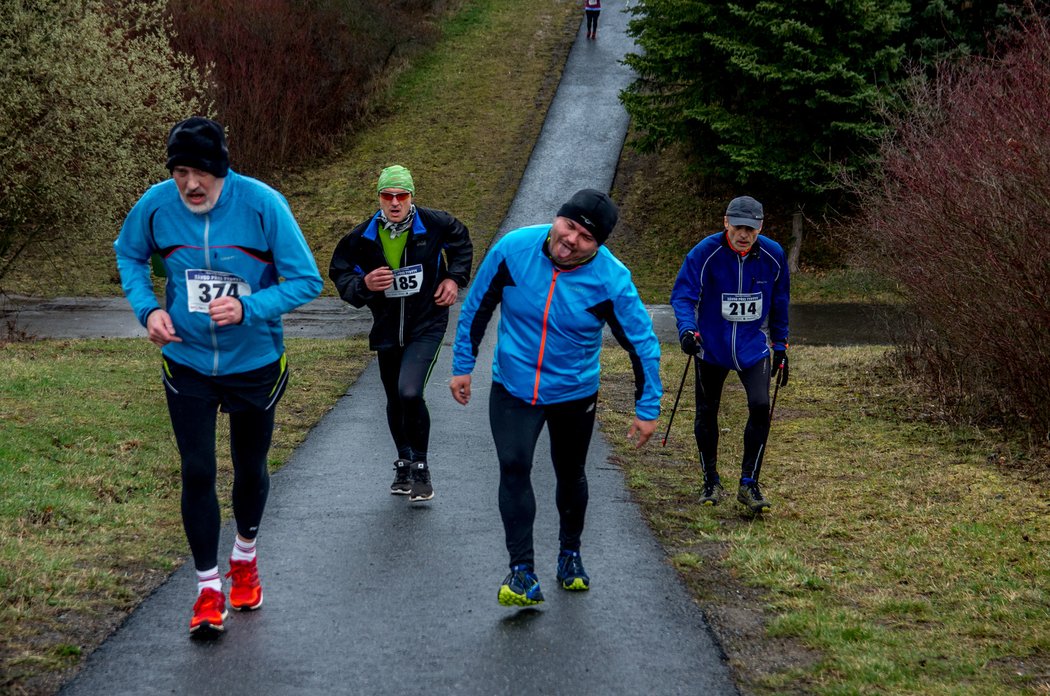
0;338;370;693
609;142;902;305
598;345;1050;695
275;0;579;296
3;0;1046;693
0;0;579;298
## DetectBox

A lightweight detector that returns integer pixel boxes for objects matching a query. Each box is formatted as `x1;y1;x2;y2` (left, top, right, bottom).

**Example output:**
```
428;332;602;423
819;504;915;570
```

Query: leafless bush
849;17;1050;440
169;0;444;175
0;0;205;287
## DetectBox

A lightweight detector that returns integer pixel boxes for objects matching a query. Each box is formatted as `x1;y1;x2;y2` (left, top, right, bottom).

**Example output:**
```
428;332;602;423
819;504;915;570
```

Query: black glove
680;331;701;356
771;349;789;386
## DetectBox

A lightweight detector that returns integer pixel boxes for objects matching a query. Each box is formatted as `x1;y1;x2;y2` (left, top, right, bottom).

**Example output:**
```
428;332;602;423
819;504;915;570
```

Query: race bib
185;269;252;313
385;264;423;298
721;292;762;322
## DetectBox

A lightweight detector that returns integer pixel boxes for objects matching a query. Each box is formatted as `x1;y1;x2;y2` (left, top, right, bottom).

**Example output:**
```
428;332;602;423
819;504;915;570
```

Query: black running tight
693;357;771;482
165;393;274;571
585;10;600;34
377;335;442;463
489;381;597;569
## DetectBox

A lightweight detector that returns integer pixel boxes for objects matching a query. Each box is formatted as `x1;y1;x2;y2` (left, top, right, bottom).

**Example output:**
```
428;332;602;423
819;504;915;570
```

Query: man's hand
433;278;459;307
627;417;658;449
450;374;472;405
364;266;394;292
208;296;243;326
680;331;700;356
772;349;789;386
146;309;182;347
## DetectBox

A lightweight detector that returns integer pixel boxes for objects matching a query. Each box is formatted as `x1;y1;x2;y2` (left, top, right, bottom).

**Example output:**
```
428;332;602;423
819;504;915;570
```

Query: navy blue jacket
670;231;790;371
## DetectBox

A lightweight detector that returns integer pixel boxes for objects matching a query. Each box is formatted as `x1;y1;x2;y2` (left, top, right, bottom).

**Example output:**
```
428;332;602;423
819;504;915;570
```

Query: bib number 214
720;292;762;322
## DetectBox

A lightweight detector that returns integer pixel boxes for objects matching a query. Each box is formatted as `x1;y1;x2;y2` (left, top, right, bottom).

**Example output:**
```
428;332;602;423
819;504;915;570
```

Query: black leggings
489;381;597;569
377;335;442;463
693;357;771;482
585;10;600;33
165;391;275;572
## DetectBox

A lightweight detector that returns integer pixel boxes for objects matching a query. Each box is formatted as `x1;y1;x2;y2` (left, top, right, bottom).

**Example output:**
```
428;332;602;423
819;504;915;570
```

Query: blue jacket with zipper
670;231;790;371
452;224;662;420
114;170;323;376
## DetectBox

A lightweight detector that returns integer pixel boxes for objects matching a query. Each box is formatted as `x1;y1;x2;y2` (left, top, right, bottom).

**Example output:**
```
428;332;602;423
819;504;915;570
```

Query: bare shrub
0;0;206;287
849;17;1050;441
169;0;445;175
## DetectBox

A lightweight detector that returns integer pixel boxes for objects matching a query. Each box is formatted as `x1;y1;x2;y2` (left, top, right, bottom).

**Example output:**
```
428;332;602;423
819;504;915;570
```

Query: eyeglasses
379;191;411;202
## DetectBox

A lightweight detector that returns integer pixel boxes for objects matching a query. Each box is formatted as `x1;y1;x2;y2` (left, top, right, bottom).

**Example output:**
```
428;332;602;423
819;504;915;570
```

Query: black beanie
166;117;229;178
556;188;618;245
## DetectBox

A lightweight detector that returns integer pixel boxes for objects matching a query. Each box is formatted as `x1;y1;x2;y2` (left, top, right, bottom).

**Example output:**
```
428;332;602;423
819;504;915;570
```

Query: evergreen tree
904;0;1021;65
622;0;908;201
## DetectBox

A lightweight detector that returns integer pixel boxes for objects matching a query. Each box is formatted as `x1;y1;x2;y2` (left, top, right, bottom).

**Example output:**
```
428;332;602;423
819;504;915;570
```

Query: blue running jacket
114;171;323;376
452;224;662;420
670;231;789;371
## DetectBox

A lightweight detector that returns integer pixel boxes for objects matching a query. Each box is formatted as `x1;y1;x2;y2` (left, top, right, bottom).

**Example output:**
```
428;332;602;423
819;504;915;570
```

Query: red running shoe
226;558;264;611
189;587;227;636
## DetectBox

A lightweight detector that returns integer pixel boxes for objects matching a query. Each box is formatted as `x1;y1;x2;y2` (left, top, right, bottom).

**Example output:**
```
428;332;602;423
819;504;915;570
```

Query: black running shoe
390;459;412;495
555;550;590;591
737;479;771;513
409;461;433;501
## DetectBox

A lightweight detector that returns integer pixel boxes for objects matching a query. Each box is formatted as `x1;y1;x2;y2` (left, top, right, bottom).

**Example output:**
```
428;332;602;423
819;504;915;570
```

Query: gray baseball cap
726;196;764;228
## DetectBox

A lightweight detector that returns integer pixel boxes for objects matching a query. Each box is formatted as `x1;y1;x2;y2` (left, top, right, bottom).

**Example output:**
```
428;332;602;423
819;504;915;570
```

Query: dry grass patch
598;344;1050;695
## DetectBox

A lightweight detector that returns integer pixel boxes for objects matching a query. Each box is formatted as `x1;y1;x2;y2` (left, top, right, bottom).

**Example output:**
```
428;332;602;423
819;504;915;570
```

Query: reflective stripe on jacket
453;224;662;420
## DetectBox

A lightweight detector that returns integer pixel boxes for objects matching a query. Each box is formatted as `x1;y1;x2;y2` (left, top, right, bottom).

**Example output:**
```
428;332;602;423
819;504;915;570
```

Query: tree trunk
788;210;803;273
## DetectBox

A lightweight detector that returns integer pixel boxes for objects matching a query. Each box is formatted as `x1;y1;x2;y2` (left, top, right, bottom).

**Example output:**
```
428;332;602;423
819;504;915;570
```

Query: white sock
231;536;257;562
196;567;222;594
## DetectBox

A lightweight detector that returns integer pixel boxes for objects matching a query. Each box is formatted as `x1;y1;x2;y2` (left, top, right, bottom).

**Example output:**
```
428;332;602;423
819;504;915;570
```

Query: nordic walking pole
769;365;783;424
661;354;693;447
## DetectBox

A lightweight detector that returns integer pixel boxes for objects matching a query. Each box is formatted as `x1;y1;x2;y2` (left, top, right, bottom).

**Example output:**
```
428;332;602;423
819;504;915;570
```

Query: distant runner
114;117;323;637
670;195;790;514
450;189;662;606
329;165;473;502
583;0;601;39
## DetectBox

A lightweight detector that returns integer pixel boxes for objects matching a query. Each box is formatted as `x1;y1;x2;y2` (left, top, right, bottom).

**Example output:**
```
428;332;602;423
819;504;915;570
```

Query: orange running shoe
189;587;227;636
226;558;264;611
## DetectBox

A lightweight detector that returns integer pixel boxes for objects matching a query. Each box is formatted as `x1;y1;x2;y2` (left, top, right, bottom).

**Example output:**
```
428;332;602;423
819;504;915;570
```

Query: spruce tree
622;0;908;201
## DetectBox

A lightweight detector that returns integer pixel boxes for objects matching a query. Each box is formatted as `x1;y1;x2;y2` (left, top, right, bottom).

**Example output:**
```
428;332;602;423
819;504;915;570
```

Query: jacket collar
363;208;428;241
720;230;762;259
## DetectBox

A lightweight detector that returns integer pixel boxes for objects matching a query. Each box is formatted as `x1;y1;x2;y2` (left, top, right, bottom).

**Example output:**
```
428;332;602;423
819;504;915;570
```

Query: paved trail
60;4;739;694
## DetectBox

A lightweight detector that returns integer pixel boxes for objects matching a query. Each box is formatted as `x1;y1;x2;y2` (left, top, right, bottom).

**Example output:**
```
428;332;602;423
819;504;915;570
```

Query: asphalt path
57;4;740;694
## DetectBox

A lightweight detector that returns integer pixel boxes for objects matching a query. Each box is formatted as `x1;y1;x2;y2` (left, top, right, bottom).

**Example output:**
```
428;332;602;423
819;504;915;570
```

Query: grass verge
0;338;369;694
0;0;580;298
598;344;1049;694
610;143;903;305
274;0;579;296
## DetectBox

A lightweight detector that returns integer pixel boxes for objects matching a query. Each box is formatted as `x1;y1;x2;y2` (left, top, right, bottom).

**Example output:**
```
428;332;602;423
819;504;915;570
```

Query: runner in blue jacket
114;117;323;637
450;189;662;606
670;195;789;514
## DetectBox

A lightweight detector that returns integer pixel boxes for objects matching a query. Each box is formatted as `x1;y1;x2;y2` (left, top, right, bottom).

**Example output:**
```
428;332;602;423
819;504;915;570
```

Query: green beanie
377;164;415;193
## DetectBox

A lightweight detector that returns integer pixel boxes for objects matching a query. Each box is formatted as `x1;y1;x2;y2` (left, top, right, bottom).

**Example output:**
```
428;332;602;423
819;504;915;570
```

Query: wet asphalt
55;3;741;695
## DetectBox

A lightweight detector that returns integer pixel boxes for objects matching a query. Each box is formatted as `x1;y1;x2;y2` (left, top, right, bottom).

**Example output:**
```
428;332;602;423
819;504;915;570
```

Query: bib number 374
186;269;252;313
721;292;762;322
